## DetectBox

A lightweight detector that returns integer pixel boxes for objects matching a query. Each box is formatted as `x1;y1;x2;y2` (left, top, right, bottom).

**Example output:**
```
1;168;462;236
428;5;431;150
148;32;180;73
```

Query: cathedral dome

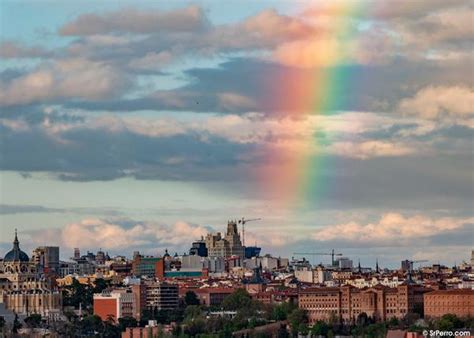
3;230;29;262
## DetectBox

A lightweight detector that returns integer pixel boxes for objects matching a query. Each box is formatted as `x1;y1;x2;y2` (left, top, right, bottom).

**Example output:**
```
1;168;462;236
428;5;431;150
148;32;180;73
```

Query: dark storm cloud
66;57;473;115
0;122;255;182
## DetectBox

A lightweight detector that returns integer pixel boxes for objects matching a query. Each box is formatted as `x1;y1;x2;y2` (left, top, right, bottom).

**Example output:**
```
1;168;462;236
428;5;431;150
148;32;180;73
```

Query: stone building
205;221;245;259
0;231;62;319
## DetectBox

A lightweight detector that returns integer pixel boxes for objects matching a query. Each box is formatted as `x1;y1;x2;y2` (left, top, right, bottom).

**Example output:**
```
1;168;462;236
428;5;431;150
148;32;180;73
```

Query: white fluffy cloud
399;86;474;121
60;218;208;251
328;140;417;159
0;59;128;106
313;213;473;243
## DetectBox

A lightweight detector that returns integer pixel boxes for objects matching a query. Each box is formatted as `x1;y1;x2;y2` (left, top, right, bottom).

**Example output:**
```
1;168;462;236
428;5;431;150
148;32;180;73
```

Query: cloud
0;41;51;59
128;51;174;71
59;5;208;35
313;213;474;244
0;58;129;106
328;140;417;159
60;218;209;252
399;86;474;121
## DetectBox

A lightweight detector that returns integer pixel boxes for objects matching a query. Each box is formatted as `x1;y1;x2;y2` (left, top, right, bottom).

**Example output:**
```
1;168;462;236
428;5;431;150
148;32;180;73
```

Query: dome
3;230;29;262
4;249;29;262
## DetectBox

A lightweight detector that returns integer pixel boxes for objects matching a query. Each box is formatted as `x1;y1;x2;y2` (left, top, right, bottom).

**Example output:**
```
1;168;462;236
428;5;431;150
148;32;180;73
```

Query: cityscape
0;223;472;336
1;0;473;337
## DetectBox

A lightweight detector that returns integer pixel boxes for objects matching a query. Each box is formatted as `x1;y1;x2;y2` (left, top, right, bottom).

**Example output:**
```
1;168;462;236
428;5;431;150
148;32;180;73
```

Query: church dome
3;230;29;262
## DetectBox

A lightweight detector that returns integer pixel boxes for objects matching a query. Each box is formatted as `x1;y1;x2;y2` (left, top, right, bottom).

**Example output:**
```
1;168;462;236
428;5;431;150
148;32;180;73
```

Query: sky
0;0;472;268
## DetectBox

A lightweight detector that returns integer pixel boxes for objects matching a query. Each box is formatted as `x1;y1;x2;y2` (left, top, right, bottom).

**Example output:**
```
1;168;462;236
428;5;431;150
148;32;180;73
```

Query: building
144;281;179;311
245;246;261;259
189;238;208;257
205;221;245;259
132;253;164;279
58;260;96;277
93;289;136;322
0;231;62;319
424;289;474;318
191;288;235;306
32;246;60;274
335;257;353;270
299;284;429;324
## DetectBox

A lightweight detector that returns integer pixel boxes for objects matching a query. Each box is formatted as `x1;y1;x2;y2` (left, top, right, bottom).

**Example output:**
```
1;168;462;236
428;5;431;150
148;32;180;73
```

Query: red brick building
299;284;429;324
424;289;474;318
194;288;235;306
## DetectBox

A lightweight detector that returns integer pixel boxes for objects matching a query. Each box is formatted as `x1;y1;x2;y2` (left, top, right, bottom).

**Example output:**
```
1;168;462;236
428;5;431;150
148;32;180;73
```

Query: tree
222;288;253;311
118;316;138;331
311;320;329;336
183;317;206;336
184;291;200;306
0;316;5;329
388;317;399;329
287;309;307;336
24;313;42;328
437;314;463;331
271;302;296;321
298;323;309;335
184;305;203;320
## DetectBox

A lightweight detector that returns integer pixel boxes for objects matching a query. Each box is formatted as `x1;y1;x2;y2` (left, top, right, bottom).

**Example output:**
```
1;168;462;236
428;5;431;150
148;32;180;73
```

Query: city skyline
1;0;473;268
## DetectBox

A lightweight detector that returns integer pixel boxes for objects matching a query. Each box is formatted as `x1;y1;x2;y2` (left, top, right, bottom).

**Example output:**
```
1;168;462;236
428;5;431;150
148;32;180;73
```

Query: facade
193;288;235;306
132;253;164;279
205;221;245;259
0;231;62;319
32;246;60;274
144;281;179;310
58;260;96;277
299;284;429;324
189;238;208;257
93;289;136;321
424;289;474;318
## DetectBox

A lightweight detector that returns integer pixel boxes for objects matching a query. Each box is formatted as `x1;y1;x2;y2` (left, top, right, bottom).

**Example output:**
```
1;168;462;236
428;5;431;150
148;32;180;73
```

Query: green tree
0;316;5;329
185;291;200;306
222;288;253;311
183;317;206;336
365;323;387;338
24;313;42;328
298;323;309;335
287;309;307;336
184;305;203;320
118;316;138;331
388;317;399;328
437;314;463;331
311;320;329;336
271;302;296;321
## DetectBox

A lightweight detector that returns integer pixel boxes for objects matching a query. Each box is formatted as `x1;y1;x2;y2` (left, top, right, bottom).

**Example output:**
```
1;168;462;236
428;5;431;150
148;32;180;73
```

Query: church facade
0;231;62;319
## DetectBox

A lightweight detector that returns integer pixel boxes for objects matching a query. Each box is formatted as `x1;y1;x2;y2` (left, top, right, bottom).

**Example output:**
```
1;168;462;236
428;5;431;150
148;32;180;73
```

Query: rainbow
256;2;366;211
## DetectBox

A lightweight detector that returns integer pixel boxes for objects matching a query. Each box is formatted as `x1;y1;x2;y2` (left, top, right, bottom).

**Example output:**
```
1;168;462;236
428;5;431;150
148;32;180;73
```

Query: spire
358;259;361;273
13;229;19;248
376;258;380;273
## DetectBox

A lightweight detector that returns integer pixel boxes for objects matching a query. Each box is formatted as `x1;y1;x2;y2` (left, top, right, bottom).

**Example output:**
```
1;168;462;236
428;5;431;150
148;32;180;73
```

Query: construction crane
293;249;343;266
238;217;261;247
